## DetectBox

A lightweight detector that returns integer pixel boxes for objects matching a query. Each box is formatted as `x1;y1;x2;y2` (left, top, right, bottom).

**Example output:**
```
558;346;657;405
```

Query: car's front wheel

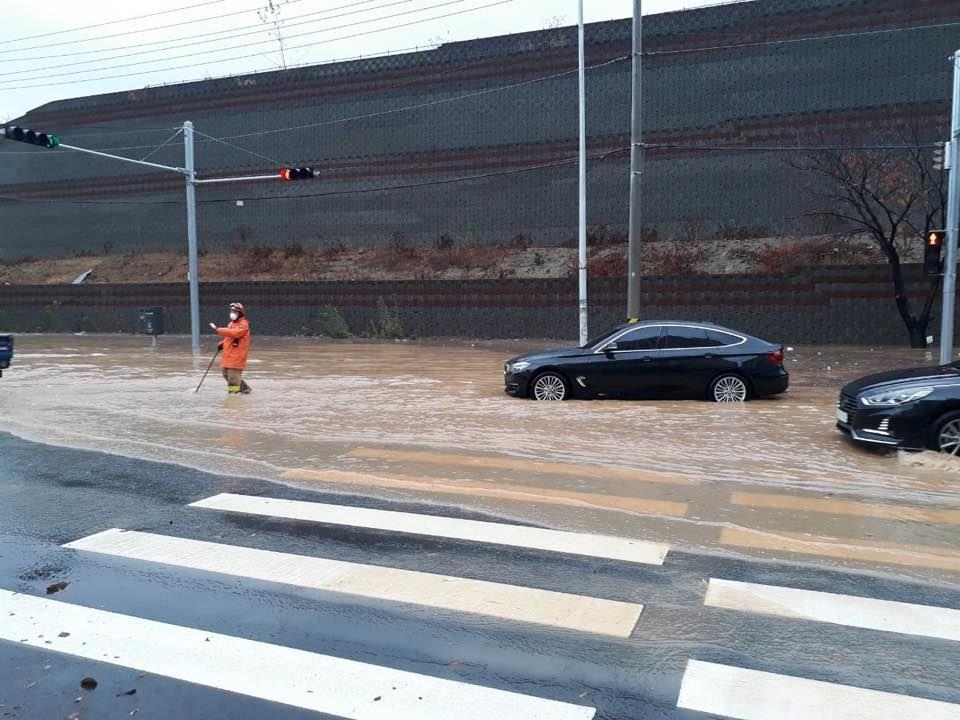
710;374;749;402
933;412;960;455
530;372;569;401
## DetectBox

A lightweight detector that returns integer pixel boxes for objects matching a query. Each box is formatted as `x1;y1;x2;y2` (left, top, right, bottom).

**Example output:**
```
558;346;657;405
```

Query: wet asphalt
0;433;958;719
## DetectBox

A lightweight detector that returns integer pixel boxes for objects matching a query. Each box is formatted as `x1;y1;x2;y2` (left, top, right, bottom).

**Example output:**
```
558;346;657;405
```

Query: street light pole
184;121;201;357
626;0;643;321
577;0;588;346
939;51;960;365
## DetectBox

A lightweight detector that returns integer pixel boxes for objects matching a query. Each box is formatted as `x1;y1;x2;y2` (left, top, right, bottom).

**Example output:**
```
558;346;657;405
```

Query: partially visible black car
504;321;788;402
0;334;12;378
837;363;960;454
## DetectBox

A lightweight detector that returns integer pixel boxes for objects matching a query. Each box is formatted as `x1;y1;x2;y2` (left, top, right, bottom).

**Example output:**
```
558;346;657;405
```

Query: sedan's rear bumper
752;372;789;397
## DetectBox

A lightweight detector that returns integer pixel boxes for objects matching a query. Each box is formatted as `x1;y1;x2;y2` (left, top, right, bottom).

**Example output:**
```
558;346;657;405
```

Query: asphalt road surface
0;433;958;720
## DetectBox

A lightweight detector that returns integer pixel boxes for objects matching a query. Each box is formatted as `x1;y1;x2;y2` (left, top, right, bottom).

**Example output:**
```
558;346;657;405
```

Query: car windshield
580;327;622;349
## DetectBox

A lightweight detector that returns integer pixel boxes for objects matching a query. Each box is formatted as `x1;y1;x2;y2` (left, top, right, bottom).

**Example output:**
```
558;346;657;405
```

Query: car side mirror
604;342;619;355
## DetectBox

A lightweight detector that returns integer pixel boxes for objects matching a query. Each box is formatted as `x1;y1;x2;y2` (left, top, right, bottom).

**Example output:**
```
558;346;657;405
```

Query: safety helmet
229;302;245;315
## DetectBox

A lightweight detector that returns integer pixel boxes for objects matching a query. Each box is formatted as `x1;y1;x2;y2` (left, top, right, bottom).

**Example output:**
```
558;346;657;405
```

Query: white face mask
229;312;239;321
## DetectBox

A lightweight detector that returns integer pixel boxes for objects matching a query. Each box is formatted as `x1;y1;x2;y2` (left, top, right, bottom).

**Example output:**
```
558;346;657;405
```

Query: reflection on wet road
2;335;958;584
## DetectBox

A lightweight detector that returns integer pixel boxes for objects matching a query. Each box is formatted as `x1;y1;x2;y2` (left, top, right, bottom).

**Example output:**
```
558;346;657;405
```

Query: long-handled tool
194;347;220;393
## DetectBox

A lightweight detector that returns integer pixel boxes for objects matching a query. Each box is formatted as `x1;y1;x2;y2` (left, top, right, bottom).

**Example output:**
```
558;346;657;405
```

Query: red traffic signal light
3;125;60;148
924;230;945;275
279;167;316;181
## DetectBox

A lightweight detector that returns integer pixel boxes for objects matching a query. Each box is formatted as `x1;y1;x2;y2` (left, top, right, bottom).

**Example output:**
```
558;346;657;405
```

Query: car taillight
767;349;784;365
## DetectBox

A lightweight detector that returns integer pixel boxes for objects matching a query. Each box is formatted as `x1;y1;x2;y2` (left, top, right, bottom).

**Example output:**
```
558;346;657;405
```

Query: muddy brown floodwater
2;335;958;585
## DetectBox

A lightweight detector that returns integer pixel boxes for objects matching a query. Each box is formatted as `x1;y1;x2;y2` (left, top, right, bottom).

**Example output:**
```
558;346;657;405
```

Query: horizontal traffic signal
924;230;945;276
3;125;60;148
279;167;316;181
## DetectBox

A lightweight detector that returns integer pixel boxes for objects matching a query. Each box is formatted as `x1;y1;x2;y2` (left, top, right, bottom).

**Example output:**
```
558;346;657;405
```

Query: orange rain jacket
217;317;251;370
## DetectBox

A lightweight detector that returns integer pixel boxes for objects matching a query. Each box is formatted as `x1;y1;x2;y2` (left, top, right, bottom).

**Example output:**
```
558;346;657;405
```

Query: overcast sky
1;0;733;120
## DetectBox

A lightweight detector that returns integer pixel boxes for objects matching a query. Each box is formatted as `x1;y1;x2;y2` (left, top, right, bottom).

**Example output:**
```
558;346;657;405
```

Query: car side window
613;326;662;351
660;326;712;349
706;329;741;347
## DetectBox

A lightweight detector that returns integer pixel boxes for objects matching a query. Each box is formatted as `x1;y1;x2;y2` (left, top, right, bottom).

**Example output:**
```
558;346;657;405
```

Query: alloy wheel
938;419;960;455
533;374;567;401
713;375;748;402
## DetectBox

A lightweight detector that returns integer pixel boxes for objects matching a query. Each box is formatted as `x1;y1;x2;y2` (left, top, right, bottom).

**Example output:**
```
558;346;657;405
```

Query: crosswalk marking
190;493;669;565
64;529;643;637
677;660;960;720
0;589;595;720
347;448;700;486
280;468;690;517
720;527;960;573
730;491;960;525
704;578;960;642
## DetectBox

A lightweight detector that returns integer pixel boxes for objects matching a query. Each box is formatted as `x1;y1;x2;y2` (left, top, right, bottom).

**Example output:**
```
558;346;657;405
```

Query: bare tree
793;128;948;348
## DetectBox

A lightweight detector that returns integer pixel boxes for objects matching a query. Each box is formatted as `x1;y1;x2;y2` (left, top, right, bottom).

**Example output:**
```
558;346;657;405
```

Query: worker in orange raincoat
209;302;251;394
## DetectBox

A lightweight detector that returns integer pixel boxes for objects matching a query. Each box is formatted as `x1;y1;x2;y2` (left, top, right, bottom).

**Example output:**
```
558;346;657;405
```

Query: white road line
64;529;643;638
677;660;960;720
0;589;595;720
704;578;960;643
189;493;669;565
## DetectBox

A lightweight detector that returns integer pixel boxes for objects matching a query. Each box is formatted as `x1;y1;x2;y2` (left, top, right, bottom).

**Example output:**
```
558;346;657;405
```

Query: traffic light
279;167;316;181
933;143;946;170
924;230;945;276
2;125;60;148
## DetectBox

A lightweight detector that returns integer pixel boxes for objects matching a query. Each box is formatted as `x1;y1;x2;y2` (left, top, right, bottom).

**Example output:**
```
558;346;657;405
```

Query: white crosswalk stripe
64;528;643;637
677;660;960;720
190;493;669;564
0;589;595;720
704;578;960;642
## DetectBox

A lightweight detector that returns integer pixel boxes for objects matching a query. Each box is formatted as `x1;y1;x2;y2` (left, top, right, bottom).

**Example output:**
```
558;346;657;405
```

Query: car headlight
861;387;934;406
506;361;531;373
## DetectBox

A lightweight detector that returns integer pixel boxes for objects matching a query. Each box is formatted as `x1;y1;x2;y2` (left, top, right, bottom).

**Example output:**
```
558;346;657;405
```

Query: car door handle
703;354;714;359
641;356;653;362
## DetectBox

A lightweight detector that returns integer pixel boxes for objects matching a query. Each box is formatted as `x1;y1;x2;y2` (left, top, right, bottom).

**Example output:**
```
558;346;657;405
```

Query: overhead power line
3;0;453;82
0;0;320;55
0;0;512;89
8;0;419;75
0;0;229;45
3;0;394;61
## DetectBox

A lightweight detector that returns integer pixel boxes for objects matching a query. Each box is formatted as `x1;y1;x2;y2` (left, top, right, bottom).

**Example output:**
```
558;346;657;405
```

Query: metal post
577;0;588;346
626;0;643;321
184;121;201;356
940;51;960;365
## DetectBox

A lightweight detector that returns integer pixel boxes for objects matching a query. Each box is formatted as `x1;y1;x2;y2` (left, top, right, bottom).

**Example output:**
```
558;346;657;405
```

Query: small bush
283;243;305;258
716;223;770;241
316;306;351;338
433;233;455;250
369;297;405;338
731;239;883;275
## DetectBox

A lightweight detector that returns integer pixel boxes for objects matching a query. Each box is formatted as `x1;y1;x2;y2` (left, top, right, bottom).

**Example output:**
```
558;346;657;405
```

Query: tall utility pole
577;0;588;346
184;121;201;356
940;50;960;365
626;0;643;321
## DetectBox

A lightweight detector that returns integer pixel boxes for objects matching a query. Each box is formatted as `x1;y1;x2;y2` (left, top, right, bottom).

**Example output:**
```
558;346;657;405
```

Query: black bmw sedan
504;321;788;402
837;363;960;454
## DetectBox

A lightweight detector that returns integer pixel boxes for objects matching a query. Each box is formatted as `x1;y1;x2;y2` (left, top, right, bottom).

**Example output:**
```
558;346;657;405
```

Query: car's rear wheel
710;374;749;402
934;412;960;455
531;372;569;401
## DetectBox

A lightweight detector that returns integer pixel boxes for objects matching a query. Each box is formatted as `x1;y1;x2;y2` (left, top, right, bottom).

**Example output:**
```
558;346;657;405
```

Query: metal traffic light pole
4;120;317;356
939;50;960;365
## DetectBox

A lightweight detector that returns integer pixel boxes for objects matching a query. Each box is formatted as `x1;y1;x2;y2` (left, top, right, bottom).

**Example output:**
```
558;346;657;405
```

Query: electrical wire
0;0;318;54
192;129;284;166
3;0;481;84
0;0;229;45
642;142;942;151
139;128;184;162
0;0;512;89
0;145;630;206
7;0;417;70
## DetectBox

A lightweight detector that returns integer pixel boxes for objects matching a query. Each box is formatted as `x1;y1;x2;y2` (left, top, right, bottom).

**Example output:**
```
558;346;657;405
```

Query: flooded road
2;335;958;586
